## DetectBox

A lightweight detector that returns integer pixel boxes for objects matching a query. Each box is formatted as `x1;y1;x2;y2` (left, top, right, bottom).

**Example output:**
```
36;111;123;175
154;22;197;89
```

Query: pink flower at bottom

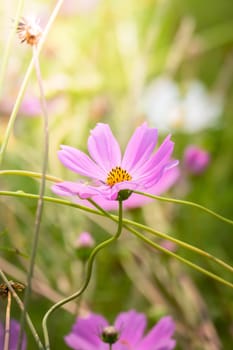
0;320;27;350
65;310;176;350
52;123;179;206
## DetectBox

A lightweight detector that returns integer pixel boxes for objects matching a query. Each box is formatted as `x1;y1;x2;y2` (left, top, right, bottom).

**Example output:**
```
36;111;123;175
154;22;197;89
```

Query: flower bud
74;232;95;261
117;189;132;201
101;325;119;345
184;145;210;175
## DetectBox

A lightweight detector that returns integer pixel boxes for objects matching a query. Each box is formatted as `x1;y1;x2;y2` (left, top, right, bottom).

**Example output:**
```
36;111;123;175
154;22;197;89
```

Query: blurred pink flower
184;145;210;175
20;96;41;117
65;310;176;350
52;123;179;206
0;96;41;118
160;240;177;253
0;319;27;350
74;232;95;261
75;232;95;248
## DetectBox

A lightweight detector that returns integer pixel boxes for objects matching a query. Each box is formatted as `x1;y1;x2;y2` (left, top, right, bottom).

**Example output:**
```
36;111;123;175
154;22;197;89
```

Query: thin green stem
0;0;64;166
89;198;233;286
18;45;49;350
0;170;233;225
85;198;233;290
126;226;233;289
126;221;233;274
42;200;123;350
133;190;233;226
0;270;44;350
88;200;233;275
0;190;98;214
0;170;62;183
1;189;233;277
0;0;25;97
1;170;233;226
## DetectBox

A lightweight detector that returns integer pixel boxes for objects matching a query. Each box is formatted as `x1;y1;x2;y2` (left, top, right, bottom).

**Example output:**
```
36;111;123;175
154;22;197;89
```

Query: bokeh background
0;0;233;348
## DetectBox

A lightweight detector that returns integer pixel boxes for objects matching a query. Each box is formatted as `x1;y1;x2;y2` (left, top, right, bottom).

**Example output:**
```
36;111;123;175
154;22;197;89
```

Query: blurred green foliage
0;0;233;349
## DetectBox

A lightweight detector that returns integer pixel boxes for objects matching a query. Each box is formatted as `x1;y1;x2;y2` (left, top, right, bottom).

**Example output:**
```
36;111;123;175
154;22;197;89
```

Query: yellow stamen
106;166;132;187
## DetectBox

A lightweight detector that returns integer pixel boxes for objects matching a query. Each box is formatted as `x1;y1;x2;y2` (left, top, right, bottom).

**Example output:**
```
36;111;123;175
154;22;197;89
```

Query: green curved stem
0;190;98;215
1;189;233;278
125;226;233;289
133;190;233;226
0;170;62;183
124;220;233;274
1;170;233;226
0;270;44;350
42;200;123;350
0;170;233;225
0;0;64;166
88;199;233;289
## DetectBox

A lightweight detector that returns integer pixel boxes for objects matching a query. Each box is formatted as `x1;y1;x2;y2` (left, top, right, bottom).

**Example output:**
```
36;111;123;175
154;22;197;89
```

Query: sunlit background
0;0;233;348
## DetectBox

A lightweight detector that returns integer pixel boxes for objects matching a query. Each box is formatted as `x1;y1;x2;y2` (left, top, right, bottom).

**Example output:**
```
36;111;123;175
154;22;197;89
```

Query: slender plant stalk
0;270;44;350
0;170;62;183
1;170;233;227
89;198;233;288
0;0;25;97
3;291;11;350
124;225;233;289
0;189;233;278
89;198;233;272
0;187;233;280
133;190;233;226
129;221;233;274
88;198;233;289
0;0;64;166
17;44;49;350
42;200;123;350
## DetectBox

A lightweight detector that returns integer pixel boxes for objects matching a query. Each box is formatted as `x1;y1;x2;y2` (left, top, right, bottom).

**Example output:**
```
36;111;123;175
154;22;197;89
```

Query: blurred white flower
141;76;223;133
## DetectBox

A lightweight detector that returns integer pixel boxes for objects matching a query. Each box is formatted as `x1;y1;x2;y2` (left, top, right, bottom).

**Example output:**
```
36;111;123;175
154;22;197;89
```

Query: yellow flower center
106;166;132;187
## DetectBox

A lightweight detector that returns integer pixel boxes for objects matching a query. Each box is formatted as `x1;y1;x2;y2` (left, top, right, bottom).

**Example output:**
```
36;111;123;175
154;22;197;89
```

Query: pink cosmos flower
0;319;27;350
52;123;178;207
20;96;41;117
184;145;210;175
77;166;180;211
65;310;176;350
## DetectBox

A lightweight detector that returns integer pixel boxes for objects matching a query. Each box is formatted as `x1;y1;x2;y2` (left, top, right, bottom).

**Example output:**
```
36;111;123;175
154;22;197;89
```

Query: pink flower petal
137;316;176;350
122;123;158;173
65;313;108;350
64;166;180;211
114;310;146;349
52;181;108;199
58;145;106;180
53;123;179;205
134;135;174;178
139;160;179;189
88;123;122;173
